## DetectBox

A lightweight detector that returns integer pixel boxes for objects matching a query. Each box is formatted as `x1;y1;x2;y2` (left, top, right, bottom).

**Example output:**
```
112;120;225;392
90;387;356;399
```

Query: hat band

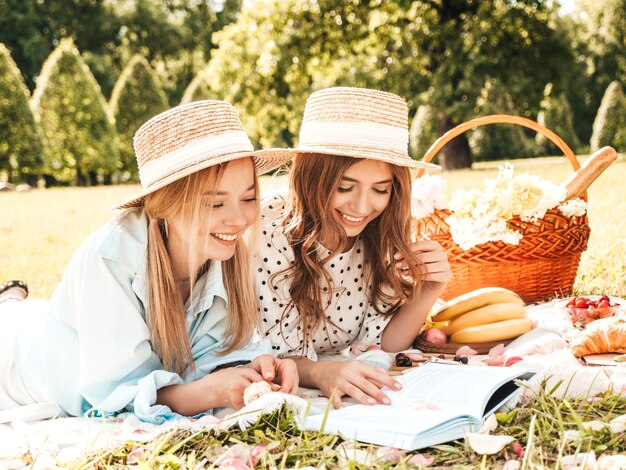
298;121;408;154
139;130;253;187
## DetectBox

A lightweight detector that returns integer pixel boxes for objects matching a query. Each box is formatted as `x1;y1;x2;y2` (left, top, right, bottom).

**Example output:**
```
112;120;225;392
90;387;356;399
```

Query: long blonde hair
272;153;422;349
143;162;259;374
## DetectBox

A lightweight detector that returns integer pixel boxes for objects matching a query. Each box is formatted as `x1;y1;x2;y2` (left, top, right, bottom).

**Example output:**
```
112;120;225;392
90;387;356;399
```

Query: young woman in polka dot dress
254;87;451;409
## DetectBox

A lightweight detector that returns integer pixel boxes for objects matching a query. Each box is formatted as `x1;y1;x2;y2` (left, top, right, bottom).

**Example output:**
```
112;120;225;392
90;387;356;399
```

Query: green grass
2;155;626;468
60;384;626;469
2;155;624;298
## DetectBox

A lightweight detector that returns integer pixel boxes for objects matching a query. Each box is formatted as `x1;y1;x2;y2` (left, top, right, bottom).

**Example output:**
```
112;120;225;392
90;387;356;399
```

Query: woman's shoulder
73;209;148;267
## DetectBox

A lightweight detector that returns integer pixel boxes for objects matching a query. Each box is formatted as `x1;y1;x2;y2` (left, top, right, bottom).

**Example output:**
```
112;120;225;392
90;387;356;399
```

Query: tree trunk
437;115;472;170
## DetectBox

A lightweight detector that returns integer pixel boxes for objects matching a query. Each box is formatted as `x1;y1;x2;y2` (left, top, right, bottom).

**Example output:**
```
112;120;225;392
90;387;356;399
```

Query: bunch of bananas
431;287;532;343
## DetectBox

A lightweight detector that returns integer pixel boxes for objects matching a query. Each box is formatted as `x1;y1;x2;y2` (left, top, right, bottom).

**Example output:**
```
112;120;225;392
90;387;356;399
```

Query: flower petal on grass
408;453;435;467
336;441;374;466
214;444;251;470
594;453;626;470
502;460;521;470
479;414;498;434
375;446;406;463
465;433;515;455
561;451;596;470
126;447;145;465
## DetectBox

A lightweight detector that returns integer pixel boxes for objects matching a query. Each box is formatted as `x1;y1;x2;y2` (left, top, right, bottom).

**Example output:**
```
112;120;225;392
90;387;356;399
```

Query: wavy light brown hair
273;153;423;349
143;161;259;374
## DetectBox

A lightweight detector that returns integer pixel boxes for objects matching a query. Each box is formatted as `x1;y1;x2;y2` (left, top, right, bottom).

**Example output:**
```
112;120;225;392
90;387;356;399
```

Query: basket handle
418;114;586;200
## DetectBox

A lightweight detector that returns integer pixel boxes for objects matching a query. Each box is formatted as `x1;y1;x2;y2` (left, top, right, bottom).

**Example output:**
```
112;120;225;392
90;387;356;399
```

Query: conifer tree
180;69;216;104
470;79;531;161
409;105;439;162
536;83;580;155
31;38;118;185
109;55;168;178
590;81;626;152
0;43;44;183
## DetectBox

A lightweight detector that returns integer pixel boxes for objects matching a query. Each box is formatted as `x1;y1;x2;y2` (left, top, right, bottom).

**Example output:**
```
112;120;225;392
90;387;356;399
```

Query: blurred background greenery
0;0;625;186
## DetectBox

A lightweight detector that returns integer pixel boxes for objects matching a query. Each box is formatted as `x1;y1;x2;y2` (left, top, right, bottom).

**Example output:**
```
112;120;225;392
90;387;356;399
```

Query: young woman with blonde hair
0;100;296;423
255;87;451;409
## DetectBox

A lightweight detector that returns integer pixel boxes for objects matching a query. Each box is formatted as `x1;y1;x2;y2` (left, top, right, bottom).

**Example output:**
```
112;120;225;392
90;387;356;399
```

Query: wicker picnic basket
414;114;591;304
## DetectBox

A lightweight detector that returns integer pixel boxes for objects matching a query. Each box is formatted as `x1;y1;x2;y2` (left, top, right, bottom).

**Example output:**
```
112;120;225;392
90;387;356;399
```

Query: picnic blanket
1;301;625;469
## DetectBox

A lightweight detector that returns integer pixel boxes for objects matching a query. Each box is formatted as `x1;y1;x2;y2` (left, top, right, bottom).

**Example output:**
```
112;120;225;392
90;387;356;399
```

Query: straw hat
257;87;440;170
114;100;292;210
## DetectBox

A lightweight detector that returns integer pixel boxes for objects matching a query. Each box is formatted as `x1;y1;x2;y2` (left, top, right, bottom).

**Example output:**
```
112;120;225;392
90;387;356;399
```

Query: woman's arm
289;356;401;409
380;240;451;351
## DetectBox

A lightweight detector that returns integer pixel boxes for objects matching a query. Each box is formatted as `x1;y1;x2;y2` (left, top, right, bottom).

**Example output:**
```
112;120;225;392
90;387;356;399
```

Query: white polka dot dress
254;195;394;360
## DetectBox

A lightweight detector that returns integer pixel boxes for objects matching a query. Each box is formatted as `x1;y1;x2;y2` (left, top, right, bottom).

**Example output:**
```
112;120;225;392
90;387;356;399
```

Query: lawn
2;155;624;299
2;155;626;469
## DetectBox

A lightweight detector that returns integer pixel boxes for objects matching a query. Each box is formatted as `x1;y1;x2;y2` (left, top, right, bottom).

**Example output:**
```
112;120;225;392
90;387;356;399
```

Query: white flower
411;174;448;219
558;198;588;217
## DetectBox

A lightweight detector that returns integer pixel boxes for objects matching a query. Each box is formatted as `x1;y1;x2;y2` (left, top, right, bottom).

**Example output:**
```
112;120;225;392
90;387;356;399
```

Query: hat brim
253;146;441;170
113;149;293;211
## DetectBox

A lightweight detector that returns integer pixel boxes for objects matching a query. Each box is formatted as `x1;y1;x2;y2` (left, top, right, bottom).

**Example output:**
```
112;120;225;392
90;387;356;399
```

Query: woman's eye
209;202;224;209
337;186;353;193
373;188;390;195
243;197;257;203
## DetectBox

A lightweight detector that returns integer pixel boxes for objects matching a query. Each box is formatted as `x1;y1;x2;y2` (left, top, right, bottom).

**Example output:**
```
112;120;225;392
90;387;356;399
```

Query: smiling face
168;157;258;264
329;159;393;242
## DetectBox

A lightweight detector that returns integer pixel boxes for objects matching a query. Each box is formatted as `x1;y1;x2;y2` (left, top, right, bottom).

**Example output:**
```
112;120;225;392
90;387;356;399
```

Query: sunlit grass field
1;155;624;299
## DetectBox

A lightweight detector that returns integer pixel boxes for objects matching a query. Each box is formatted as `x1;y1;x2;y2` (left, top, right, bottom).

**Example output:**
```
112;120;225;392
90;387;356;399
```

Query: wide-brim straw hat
114;100;292;210
255;87;440;170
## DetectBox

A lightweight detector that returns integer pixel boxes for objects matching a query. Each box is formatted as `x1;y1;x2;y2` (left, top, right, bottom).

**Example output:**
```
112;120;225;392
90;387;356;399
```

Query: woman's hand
395;240;451;286
310;360;401;409
246;354;299;394
208;366;268;409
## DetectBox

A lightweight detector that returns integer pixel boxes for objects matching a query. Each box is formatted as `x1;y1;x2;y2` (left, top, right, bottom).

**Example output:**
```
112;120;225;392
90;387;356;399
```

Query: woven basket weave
414;115;591;304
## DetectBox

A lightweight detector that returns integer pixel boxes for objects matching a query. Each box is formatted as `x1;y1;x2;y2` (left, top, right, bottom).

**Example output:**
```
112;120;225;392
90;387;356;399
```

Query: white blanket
2;301;625;469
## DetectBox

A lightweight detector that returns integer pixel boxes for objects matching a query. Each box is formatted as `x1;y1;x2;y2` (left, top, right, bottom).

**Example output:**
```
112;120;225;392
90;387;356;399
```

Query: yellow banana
443;303;528;336
450;318;533;344
431;287;524;322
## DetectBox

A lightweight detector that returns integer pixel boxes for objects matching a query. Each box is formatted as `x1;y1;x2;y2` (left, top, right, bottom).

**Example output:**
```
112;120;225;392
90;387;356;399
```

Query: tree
409;105;439;162
180;68;216;104
0;43;44;183
206;0;574;168
469;79;531;161
31;39;118;186
535;83;581;155
109;55;168;179
590;81;626;152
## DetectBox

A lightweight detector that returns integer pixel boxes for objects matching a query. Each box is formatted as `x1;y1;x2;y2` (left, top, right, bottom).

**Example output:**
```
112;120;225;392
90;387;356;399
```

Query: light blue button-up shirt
13;209;269;423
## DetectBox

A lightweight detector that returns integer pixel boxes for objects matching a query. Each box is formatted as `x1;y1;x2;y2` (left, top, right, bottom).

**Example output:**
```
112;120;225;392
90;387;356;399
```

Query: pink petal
512;442;525;458
214;444;251;470
488;344;506;357
504;356;523;367
126;447;145;465
456;346;478;356
249;445;267;467
485;355;507;366
408;454;435;467
351;342;370;355
376;446;406;463
369;345;382;350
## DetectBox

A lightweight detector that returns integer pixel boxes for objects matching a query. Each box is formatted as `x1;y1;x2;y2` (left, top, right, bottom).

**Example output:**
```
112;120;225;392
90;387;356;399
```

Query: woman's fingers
253;355;276;382
276;359;299;394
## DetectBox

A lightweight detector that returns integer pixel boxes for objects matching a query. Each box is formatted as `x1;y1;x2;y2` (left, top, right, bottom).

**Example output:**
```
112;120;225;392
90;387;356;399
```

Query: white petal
465;432;515;455
479;414;499;434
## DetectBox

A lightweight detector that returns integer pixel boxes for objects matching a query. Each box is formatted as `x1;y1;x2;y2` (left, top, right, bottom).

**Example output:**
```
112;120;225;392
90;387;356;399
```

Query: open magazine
305;361;534;451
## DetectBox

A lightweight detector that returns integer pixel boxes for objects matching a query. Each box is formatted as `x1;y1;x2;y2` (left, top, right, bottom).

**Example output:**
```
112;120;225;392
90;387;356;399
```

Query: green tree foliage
535;83;581;156
590;81;626;152
0;43;44;183
409;105;439;162
31;39;118;186
109;55;168;178
207;0;574;167
180;69;217;104
469;79;531;161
